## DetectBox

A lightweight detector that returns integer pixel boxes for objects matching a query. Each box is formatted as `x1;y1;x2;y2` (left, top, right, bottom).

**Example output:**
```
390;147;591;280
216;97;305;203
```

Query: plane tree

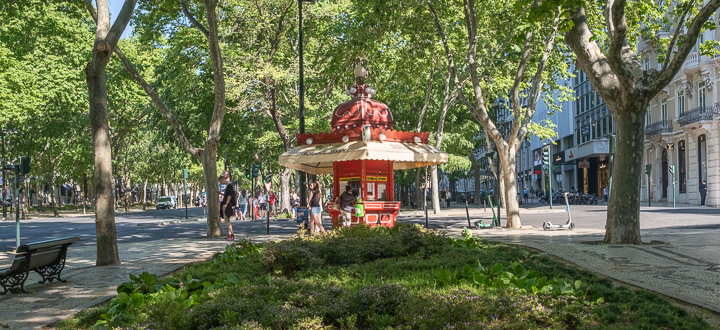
563;0;720;243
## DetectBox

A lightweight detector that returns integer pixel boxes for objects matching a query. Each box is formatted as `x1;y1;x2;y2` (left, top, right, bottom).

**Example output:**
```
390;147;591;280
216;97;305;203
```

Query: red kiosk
279;65;447;227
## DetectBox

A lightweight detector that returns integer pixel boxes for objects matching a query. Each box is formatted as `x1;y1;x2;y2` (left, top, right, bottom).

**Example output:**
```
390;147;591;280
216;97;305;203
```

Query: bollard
465;199;471;228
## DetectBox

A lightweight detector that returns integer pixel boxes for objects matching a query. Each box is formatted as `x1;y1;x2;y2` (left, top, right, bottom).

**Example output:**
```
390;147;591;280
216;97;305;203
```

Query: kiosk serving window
365;176;388;201
339;177;361;197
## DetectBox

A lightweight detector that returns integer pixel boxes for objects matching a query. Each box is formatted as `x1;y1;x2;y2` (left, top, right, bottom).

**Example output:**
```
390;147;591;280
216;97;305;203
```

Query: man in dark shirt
219;174;236;240
700;180;708;208
339;185;356;227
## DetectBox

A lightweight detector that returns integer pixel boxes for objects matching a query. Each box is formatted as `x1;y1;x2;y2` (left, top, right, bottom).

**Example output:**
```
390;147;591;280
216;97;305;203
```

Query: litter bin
296;206;309;228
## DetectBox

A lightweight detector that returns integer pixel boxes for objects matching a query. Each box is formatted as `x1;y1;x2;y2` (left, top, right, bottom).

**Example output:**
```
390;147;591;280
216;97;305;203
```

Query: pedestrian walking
700;179;708;207
291;192;300;219
529;187;535;203
603;186;608;204
201;193;207;218
218;173;236;240
308;181;326;235
439;189;446;209
258;191;267;219
523;187;528;203
238;190;248;220
269;191;278;218
445;189;451;208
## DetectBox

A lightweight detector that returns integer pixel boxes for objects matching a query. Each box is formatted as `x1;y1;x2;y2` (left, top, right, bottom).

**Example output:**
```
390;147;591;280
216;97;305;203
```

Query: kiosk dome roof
331;66;393;133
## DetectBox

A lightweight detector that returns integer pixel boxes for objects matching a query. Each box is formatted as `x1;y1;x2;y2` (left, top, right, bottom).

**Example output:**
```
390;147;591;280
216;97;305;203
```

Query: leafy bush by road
58;224;710;329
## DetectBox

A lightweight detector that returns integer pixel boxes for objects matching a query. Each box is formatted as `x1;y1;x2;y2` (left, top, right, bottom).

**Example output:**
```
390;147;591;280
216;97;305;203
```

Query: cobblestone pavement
1;203;719;328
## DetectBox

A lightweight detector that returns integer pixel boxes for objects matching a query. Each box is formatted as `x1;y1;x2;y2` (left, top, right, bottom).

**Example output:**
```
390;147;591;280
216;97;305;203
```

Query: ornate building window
679;140;686;193
698;81;706;109
677;90;685;115
661;98;667;122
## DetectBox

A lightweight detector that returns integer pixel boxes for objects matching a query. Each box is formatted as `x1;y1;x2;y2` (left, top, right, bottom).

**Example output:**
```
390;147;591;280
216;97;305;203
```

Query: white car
156;196;177;210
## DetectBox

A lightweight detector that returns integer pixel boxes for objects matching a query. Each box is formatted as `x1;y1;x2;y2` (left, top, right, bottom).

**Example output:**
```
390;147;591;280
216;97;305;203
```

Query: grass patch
57;224;712;329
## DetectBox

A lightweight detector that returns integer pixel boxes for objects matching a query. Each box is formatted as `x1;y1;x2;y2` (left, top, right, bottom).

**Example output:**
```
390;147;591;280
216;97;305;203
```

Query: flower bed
59;224;710;329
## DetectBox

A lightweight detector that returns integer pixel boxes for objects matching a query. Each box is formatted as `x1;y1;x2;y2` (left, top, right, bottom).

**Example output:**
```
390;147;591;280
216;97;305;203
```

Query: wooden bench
0;236;80;294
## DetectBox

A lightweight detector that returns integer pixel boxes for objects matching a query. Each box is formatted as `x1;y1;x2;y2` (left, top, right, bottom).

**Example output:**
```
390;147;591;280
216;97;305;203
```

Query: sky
107;0;137;38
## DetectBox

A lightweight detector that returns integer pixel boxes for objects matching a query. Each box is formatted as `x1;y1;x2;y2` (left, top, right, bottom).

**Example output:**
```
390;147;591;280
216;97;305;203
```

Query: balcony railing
677;105;718;126
644;120;673;137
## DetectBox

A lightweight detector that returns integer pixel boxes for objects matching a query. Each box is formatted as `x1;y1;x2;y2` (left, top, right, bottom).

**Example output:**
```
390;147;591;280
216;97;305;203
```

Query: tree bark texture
84;0;135;266
414;169;422;208
87;63;121;266
604;111;644;243
468;150;481;205
431;166;440;213
498;150;520;227
202;145;222;237
280;167;292;213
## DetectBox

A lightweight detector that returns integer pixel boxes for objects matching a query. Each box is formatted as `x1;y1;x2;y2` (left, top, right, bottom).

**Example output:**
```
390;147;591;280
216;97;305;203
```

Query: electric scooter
542;192;575;230
475;195;498;229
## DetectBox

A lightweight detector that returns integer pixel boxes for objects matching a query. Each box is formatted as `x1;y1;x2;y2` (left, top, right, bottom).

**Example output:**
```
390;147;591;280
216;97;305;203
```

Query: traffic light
645;164;652;175
669;165;675;174
263;171;272;183
252;164;260;178
244;169;251;179
19;156;30;175
542;147;550;166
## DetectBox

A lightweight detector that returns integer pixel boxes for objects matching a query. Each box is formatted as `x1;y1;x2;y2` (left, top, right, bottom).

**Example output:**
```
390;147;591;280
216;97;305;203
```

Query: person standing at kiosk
339;185;356;227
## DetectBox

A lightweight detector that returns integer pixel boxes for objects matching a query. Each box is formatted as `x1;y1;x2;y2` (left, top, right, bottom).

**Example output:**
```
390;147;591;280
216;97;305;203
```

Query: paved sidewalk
0;232;294;330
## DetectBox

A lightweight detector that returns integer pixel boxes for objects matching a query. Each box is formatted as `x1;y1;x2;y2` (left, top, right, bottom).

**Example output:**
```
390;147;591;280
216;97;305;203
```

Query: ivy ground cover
60;224;711;329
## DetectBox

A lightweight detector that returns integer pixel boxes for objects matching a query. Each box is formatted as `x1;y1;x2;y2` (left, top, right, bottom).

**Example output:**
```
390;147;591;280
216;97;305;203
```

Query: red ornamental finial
347;65;376;99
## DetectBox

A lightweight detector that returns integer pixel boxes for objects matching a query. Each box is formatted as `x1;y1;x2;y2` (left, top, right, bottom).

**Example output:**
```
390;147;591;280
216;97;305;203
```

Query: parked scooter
542;192;575;230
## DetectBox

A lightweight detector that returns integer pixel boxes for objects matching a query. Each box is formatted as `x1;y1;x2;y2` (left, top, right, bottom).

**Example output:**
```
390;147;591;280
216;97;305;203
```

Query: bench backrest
9;237;80;271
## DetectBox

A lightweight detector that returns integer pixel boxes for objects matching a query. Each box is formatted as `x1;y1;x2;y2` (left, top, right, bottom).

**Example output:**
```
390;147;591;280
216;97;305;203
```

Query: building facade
516;78;576;196
642;28;719;206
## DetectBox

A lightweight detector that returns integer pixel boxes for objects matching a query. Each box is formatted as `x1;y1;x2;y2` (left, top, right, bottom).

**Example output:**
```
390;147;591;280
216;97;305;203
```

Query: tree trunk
431;165;441;213
202;145;222;237
48;177;59;218
124;173;132;212
280;167;291;214
87;61;121;266
142;178;148;210
604;111;644;244
499;149;521;228
82;173;87;215
469;151;481;205
414;169;422;208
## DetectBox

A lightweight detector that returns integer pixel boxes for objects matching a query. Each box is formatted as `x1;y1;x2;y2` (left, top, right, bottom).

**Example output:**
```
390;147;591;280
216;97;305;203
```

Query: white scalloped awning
279;140;448;175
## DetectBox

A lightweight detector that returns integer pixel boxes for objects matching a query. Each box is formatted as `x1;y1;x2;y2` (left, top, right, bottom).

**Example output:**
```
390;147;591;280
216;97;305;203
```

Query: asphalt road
0;206;303;252
2;202;719;252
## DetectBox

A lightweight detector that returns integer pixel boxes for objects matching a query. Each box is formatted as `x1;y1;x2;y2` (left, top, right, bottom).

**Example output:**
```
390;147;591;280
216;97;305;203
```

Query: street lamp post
1;128;6;220
298;0;313;208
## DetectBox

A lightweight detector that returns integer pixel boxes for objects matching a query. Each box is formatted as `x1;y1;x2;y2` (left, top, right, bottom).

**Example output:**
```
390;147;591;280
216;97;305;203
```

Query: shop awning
279;140;448;175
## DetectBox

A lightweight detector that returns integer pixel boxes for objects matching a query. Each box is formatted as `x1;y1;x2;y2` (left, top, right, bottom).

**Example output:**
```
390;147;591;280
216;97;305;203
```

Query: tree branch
652;0;720;94
662;0;696;71
416;66;434;132
564;6;620;105
514;6;562;148
84;0;202;159
104;0;136;51
462;0;505;148
606;0;637;94
181;0;210;39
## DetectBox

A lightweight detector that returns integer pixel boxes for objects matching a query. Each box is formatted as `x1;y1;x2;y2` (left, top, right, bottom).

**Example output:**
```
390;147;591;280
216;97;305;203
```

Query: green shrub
67;223;711;330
